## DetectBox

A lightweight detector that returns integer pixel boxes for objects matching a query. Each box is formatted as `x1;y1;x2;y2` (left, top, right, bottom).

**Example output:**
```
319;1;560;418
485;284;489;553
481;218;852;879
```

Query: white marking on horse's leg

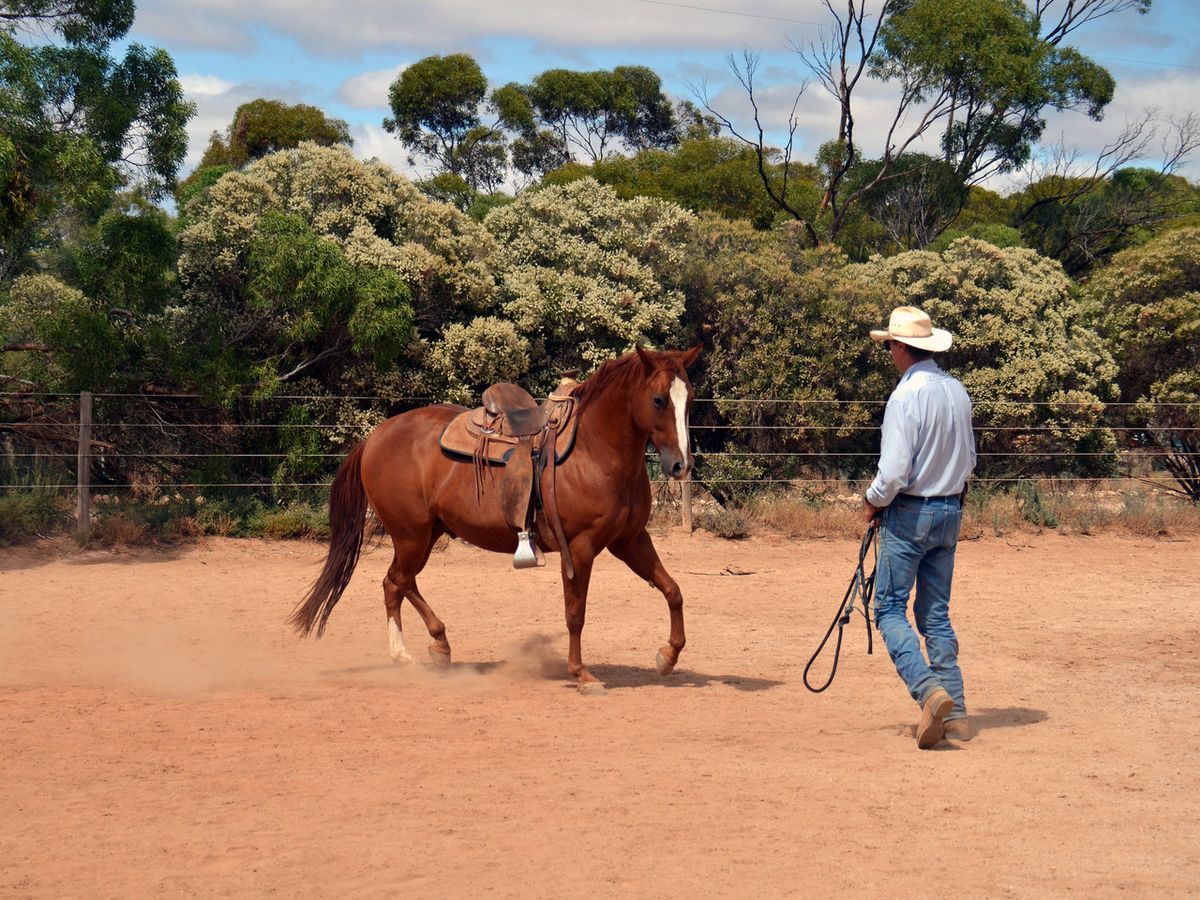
670;376;689;469
388;617;414;665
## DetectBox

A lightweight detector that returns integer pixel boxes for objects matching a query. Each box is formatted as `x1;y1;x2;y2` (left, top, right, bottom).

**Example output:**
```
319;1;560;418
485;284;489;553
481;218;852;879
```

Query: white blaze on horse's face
670;376;690;473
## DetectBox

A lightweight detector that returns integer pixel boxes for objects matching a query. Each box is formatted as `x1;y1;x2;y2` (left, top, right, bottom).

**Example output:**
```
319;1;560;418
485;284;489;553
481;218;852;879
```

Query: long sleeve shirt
865;359;976;507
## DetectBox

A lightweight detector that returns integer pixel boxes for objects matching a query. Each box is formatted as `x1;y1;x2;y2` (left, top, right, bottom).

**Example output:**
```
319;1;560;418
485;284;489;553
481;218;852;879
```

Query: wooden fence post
76;391;92;542
680;478;693;533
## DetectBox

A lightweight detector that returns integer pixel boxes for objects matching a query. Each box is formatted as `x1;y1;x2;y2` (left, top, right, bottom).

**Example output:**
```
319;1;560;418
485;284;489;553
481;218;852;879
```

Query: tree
198;99;351;169
1084;227;1200;500
542;134;820;230
501;66;680;170
1012;111;1200;274
177;98;354;206
177;143;496;395
704;0;1151;248
384;53;501;190
1;0;193;280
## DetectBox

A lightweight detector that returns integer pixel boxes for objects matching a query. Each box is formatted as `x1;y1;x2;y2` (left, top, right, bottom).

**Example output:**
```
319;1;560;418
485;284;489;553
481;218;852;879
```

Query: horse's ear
635;345;654;375
679;344;702;369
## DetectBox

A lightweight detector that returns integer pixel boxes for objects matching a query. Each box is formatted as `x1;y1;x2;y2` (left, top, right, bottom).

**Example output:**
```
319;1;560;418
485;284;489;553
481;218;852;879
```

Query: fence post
76;391;92;542
680;478;693;533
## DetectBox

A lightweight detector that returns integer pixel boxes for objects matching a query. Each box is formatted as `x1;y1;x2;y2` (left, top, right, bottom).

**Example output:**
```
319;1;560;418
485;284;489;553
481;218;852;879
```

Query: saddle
439;373;580;577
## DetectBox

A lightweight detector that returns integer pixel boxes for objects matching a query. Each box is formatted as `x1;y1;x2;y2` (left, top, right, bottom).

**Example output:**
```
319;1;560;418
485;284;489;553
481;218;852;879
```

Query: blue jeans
874;495;966;720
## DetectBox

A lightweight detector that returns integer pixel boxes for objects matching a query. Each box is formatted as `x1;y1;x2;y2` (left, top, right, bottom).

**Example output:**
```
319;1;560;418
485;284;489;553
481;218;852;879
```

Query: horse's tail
289;440;369;638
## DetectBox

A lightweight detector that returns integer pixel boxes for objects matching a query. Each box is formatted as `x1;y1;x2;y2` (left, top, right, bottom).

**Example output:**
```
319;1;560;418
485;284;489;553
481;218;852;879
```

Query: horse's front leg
608;529;685;676
561;549;603;694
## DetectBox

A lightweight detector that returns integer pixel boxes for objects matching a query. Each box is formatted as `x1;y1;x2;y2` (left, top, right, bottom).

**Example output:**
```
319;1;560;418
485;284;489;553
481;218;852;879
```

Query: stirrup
513;530;545;569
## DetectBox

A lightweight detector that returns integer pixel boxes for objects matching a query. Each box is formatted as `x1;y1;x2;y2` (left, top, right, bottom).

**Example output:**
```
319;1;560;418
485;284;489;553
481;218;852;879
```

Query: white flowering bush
855;238;1120;473
426;317;532;404
485;178;692;386
179;142;497;326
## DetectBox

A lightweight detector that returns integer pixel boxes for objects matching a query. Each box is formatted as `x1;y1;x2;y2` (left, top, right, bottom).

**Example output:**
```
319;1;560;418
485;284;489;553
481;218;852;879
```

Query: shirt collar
899;358;941;385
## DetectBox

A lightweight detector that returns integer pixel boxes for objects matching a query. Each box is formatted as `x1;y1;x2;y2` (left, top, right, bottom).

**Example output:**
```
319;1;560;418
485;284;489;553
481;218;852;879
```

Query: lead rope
802;523;878;694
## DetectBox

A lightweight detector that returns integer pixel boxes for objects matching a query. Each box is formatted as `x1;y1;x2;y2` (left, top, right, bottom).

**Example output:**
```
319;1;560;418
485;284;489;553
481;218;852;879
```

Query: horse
289;346;701;694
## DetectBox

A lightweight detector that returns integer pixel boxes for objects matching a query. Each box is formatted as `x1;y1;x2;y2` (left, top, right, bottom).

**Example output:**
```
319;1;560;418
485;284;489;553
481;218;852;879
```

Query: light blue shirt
866;360;976;507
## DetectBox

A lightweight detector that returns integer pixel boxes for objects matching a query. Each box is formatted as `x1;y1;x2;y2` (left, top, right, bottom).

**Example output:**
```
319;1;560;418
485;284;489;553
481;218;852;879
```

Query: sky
125;0;1200;193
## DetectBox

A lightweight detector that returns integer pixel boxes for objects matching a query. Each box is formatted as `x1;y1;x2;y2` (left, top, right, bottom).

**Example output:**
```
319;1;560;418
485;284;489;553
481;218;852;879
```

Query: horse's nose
670;460;685;478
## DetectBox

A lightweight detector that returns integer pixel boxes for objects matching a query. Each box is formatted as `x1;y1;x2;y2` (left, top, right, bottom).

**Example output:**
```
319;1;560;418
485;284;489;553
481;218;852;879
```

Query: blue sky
126;0;1200;190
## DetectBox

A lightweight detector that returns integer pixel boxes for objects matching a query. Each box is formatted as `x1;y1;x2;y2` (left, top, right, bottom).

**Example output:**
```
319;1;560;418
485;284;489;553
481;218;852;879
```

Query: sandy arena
2;530;1198;897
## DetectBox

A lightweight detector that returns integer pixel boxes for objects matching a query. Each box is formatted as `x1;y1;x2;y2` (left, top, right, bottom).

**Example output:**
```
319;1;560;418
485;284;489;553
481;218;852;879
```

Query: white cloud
350;122;422;176
179;73;236;98
136;0;833;57
337;66;405;110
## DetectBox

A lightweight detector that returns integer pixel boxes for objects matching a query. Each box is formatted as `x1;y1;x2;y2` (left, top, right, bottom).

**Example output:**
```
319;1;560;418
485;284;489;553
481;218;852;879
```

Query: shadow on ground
587;663;784;692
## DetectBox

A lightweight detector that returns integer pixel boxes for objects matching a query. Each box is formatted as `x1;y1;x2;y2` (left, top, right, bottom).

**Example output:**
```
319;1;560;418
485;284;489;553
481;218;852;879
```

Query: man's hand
862;496;882;525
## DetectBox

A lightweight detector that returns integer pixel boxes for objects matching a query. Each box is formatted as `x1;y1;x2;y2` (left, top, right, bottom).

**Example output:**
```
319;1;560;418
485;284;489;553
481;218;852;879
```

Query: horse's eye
652;394;666;409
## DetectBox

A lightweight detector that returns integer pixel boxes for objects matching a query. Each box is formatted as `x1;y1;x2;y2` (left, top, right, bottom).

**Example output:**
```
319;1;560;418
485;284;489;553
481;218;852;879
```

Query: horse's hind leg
384;528;451;667
608;529;685;676
384;566;414;665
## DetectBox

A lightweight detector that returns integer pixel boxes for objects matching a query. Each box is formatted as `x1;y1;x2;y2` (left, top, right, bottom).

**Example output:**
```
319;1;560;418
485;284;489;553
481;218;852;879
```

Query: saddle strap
540;434;575;581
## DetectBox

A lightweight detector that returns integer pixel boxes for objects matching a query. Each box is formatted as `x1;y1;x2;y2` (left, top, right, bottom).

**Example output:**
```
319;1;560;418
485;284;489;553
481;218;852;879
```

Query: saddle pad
439;402;578;466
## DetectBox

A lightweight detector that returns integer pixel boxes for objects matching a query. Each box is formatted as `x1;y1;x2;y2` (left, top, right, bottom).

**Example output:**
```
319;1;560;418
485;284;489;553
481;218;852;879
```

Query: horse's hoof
579;681;608;696
427;646;452;668
390;651;415;666
656;649;677;676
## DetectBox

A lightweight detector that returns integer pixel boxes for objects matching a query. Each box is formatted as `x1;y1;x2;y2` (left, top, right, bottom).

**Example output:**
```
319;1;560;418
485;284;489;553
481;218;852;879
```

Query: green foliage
176;99;352;204
202;99;352;168
520;65;679;164
0;455;69;545
1013;480;1058;528
846;153;968;251
1;273;125;391
1015;169;1200;276
871;0;1114;178
385;53;493;187
1084;227;1200;428
0;2;192;282
928;222;1025;252
543;135;819;229
686;216;895;473
67;196;179;314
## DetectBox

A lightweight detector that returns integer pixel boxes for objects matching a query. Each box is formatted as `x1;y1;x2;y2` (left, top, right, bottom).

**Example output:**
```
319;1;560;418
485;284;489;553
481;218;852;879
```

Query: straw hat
870;306;952;352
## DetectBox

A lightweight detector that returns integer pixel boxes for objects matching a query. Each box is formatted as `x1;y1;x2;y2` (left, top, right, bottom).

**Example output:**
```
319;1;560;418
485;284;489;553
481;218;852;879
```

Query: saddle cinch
438;374;581;578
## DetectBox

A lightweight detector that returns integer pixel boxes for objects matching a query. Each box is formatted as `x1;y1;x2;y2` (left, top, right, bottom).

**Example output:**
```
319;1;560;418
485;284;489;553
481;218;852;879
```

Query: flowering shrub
855;238;1119;474
485;178;692;388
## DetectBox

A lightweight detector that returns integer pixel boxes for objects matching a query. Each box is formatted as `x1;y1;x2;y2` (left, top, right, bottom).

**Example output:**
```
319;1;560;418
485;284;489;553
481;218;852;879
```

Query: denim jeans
874;494;966;719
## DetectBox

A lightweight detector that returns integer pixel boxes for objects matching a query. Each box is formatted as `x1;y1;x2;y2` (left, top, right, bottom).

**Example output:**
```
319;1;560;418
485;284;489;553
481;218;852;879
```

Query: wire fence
2;392;1196;502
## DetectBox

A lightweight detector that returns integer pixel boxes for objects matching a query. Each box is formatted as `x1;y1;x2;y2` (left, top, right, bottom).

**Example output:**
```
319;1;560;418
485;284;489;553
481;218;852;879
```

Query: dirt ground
2;529;1198;898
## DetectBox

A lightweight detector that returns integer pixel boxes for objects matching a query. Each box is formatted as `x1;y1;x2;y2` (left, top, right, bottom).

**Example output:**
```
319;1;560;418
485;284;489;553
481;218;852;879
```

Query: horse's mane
572;351;651;416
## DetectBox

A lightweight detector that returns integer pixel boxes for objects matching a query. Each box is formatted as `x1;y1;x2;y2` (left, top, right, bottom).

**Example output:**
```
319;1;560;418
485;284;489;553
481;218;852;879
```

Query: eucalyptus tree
1;0;193;280
703;0;1155;247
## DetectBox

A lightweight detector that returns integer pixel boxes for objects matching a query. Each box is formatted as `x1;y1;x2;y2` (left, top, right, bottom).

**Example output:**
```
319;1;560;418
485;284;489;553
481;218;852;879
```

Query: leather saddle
439;374;580;577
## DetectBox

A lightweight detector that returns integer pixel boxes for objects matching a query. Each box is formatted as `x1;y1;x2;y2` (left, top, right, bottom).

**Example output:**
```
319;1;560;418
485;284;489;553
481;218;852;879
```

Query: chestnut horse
289;346;700;694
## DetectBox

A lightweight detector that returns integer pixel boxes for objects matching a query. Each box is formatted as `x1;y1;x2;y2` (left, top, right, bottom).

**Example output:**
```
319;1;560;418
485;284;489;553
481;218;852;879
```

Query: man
864;306;976;749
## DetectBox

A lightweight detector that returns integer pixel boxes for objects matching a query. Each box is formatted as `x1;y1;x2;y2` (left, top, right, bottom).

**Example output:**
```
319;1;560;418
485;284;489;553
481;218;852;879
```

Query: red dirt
2;531;1198;897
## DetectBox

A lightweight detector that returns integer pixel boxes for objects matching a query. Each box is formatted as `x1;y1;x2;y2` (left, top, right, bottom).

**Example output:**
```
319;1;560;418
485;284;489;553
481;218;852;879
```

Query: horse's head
634;345;702;481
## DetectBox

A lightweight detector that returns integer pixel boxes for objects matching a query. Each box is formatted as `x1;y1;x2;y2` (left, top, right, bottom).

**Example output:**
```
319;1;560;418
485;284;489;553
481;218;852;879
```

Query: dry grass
673;482;1200;541
93;514;150;549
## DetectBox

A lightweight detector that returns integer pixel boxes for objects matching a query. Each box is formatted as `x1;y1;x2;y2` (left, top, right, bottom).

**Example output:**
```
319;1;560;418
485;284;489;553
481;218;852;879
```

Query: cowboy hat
870;305;952;352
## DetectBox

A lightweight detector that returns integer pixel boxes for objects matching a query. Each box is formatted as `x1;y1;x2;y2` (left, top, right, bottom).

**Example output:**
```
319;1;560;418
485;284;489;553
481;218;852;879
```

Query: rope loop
802;524;878;694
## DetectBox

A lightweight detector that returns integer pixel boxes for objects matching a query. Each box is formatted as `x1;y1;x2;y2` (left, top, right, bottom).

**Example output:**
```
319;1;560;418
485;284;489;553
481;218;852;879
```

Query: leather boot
916;687;954;749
